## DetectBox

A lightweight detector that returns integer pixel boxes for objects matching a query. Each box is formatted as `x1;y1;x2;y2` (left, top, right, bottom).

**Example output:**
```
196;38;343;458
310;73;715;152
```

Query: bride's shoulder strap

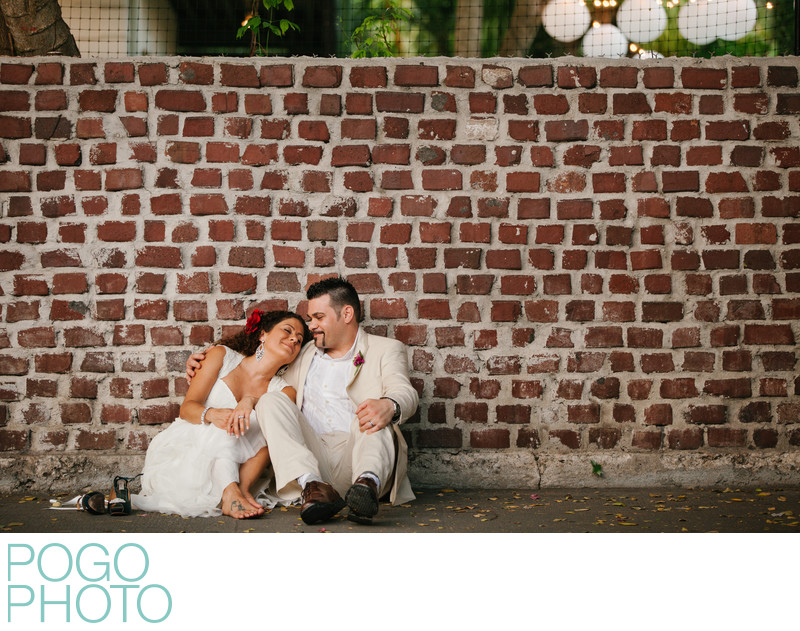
217;345;245;376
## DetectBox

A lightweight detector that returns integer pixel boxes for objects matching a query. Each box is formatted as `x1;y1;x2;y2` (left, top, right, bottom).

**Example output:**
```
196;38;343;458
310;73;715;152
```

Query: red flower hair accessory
244;309;264;334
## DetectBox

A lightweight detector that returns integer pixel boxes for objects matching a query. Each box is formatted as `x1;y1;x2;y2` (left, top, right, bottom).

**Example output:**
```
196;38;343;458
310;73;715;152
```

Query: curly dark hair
307;276;362;322
217;310;310;358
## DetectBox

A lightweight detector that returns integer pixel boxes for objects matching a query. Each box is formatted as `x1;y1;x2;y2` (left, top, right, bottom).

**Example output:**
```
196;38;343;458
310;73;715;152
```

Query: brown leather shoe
300;481;345;525
345;475;379;524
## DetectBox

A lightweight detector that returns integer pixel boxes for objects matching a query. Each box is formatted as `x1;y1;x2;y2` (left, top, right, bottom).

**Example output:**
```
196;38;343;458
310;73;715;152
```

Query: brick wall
1;56;799;491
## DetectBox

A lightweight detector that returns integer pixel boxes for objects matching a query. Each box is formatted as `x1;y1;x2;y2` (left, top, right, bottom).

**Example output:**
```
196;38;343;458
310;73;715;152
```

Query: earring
256;342;264;362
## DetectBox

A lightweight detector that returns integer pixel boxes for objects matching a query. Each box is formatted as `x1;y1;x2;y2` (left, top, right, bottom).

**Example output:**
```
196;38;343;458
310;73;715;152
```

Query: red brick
470;429;509;449
395;65;438;86
417;428;462;448
681;68;726;89
493;146;522;167
567;403;599;424
349;66;386;88
376;92;425;113
383;117;409;138
547;429;578;449
706;428;746;448
255;119;289;142
155;89;206;112
753;429;778;449
0;171;32;192
216;63;258;88
578;92;607;114
138;62;167;86
544;119;588;142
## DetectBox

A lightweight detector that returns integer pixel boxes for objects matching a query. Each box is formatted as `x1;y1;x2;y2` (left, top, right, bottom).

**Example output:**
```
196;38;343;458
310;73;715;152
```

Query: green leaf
591;460;604;478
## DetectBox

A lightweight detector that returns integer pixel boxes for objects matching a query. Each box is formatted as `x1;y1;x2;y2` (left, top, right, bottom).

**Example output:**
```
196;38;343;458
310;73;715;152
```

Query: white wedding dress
132;346;289;517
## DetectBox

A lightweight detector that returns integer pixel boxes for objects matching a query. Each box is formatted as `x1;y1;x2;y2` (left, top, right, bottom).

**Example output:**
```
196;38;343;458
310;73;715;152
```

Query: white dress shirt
301;332;360;435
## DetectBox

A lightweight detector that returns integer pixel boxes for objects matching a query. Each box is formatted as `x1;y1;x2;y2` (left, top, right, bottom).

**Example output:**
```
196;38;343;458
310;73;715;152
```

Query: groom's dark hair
307;276;362;322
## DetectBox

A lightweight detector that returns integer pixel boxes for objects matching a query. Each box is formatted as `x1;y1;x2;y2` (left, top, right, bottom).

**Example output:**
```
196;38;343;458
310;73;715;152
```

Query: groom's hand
185;351;207;384
356;398;393;434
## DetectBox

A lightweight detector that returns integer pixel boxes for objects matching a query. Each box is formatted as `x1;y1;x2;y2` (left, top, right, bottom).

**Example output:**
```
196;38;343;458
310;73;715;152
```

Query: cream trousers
255;392;395;501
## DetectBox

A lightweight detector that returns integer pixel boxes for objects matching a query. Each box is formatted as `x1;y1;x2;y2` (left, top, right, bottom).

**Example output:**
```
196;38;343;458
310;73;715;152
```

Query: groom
188;277;418;524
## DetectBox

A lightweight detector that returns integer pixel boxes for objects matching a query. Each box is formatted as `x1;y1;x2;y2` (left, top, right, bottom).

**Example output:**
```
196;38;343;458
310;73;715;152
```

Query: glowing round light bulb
678;0;718;45
616;0;668;43
542;0;593;42
715;0;757;40
582;23;629;56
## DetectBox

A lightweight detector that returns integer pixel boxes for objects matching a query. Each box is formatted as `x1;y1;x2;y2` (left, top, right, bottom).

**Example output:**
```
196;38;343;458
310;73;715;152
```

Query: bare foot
222;483;264;519
242;489;263;511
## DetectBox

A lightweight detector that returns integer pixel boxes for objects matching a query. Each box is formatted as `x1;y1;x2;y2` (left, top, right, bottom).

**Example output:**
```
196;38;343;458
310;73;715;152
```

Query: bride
133;309;309;519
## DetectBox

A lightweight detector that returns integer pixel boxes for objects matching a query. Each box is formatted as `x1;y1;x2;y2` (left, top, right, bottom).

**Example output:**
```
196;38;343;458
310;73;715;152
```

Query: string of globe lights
541;0;767;57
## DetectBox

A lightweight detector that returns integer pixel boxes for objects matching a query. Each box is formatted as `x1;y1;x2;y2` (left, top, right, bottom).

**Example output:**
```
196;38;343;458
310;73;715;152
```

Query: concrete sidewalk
2;486;799;533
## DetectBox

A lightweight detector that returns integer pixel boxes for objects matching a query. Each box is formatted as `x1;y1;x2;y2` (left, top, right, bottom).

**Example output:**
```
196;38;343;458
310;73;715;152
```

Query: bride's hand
205;408;234;431
227;400;256;437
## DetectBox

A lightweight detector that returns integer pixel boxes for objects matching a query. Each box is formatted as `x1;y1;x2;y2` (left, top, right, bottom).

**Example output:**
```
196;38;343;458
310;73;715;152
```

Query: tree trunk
453;0;482;57
0;0;80;56
498;0;544;57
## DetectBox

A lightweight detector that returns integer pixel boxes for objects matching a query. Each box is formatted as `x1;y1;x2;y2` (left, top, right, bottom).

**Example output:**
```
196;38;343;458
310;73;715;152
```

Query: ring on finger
368;421;375;427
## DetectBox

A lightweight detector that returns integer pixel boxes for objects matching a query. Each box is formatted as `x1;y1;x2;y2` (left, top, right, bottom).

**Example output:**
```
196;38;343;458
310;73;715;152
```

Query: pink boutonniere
353;352;365;367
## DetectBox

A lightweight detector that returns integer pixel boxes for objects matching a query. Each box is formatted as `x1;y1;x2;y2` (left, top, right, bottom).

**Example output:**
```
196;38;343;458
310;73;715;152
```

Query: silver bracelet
200;407;210;424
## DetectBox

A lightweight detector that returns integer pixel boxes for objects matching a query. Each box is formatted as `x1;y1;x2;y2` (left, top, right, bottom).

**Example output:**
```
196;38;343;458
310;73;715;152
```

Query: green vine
350;1;414;58
237;0;299;56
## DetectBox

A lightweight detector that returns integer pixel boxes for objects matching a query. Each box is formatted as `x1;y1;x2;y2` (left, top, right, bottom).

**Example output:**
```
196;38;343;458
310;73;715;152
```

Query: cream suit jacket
282;329;418;505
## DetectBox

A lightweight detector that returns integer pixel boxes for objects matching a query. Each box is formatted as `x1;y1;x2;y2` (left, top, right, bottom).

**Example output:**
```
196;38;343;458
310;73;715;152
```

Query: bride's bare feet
242;489;263;511
222;483;264;519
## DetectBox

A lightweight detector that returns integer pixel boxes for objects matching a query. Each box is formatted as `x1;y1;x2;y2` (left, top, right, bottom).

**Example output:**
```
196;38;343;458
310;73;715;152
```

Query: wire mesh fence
59;0;798;58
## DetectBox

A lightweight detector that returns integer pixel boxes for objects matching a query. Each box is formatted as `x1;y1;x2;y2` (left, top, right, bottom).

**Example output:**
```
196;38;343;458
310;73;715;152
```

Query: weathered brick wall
1;56;799;492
